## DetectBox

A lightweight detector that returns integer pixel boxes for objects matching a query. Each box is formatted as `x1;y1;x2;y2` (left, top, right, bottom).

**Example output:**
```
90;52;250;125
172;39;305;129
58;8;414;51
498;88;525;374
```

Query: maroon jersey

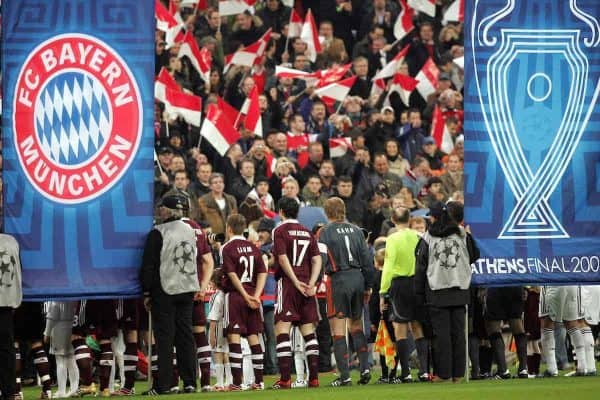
272;219;320;283
182;218;211;283
221;236;266;294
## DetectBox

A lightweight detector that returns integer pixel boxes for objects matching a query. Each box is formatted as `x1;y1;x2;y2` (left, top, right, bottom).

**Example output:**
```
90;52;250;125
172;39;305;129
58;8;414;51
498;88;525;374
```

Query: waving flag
370;78;386;98
300;9;322;62
224;29;272;72
431;106;454;154
443;0;464;24
316;63;352;87
374;320;396;368
217;96;242;127
155;67;181;93
180;0;208;9
408;0;436;17
201;104;241;155
178;32;212;83
288;8;304;38
415;57;439;99
385;73;419;107
240;86;263;137
394;0;415;40
156;0;184;47
155;83;203;127
314;76;357;103
219;0;257;16
373;44;410;81
329;137;353;158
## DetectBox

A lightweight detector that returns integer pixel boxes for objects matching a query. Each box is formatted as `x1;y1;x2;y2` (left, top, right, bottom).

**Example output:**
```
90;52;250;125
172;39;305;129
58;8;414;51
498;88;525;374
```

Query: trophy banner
464;0;600;285
2;0;155;300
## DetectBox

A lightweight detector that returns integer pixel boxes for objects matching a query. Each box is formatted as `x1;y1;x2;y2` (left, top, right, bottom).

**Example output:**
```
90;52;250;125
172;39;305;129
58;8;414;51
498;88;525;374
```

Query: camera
207;232;225;244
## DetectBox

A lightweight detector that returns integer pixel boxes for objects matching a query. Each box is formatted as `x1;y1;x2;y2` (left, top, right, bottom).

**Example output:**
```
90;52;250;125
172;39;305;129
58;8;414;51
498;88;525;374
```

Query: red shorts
274;279;320;325
224;292;263;336
193;300;207;326
117;298;139;331
74;300;118;340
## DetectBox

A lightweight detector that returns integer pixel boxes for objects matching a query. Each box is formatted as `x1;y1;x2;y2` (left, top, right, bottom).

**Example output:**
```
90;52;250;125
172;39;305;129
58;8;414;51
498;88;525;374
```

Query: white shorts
582;286;600;326
539;285;584;322
212;321;229;353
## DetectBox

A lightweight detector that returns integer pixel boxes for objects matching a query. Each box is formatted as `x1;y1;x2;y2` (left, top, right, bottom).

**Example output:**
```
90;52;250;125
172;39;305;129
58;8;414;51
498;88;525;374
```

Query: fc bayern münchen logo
13;33;142;203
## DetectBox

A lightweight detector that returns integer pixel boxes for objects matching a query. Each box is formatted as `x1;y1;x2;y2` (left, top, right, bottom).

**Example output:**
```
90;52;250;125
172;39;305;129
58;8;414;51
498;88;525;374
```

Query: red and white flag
155;67;181;95
385;73;419;107
316;63;352;87
370;78;387;98
217;96;242;128
415;58;439;99
431;106;454;154
408;0;436;17
264;152;278;178
156;0;178;32
329;137;353;158
275;65;314;79
288;8;303;38
394;0;415;40
373;44;410;81
180;0;208;9
314;76;357;103
178;32;212;83
300;9;322;62
219;0;256;16
201;104;241;156
224;28;272;72
443;0;464;24
155;82;202;127
240;86;263;137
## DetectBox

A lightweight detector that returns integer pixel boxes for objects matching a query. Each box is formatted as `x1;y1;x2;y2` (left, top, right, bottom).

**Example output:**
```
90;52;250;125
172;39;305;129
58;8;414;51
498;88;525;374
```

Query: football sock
123;343;138;390
415;337;429;375
489;332;507;373
333;335;350;380
567;327;586;373
72;338;93;386
303;333;319;381
98;342;114;391
514;333;528;372
228;342;243;386
541;328;557;373
250;344;264;384
581;327;596;372
395;339;410;378
276;333;292;382
194;332;212;387
351;331;369;373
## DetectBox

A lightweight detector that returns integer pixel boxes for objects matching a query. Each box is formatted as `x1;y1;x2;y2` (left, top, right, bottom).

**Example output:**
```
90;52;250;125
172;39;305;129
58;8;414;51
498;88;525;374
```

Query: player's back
220;237;265;293
319;221;369;272
272;220;319;282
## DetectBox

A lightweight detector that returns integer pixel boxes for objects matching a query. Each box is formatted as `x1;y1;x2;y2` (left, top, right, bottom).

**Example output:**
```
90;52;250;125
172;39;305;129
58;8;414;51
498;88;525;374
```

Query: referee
140;195;202;394
379;207;428;382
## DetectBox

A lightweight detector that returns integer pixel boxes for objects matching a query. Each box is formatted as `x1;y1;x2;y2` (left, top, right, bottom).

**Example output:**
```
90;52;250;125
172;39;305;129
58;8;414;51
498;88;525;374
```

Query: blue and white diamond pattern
34;71;112;166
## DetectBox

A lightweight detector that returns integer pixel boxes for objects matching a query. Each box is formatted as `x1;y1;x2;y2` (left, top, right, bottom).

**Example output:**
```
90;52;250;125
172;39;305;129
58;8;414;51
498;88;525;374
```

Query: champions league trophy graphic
471;0;600;239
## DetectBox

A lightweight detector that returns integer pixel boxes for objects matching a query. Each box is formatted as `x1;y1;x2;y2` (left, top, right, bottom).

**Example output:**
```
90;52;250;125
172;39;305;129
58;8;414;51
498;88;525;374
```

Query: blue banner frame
2;0;155;300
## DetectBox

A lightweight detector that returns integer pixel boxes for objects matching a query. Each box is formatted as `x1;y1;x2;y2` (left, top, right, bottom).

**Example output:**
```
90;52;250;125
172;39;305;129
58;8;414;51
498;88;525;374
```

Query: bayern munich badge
13;33;142;204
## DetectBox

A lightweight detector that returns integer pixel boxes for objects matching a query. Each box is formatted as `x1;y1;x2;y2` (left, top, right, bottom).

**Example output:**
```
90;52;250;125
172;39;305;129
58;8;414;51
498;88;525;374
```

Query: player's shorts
137;299;150;331
14;302;45;342
582;286;600;326
212;320;229;353
524;290;541;340
274;279;320;325
116;298;139;331
74;299;118;340
193;300;207;326
539;285;584;322
388;276;417;323
224;292;263;336
328;269;365;320
484;287;524;321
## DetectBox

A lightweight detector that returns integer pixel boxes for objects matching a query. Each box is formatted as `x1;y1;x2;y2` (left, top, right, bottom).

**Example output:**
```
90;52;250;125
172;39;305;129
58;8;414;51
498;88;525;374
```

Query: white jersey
208;290;228;352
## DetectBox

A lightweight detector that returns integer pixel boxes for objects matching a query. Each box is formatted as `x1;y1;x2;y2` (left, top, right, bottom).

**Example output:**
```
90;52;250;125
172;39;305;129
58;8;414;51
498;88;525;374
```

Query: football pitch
22;371;600;400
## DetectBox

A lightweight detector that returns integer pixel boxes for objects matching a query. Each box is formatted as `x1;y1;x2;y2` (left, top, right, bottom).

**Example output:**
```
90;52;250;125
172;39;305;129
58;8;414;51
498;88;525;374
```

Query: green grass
23;370;600;400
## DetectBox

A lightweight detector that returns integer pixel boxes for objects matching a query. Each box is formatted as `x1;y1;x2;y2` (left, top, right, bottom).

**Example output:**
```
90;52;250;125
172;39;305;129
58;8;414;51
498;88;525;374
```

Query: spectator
440;154;464;197
302;175;328;208
316;20;348;68
335;175;367;227
301;142;325;184
190;163;212;198
398;109;426;165
231;158;257;205
198;173;238;235
318;160;337;197
384;139;410;178
369;153;403;197
349;57;371;99
419;136;446;172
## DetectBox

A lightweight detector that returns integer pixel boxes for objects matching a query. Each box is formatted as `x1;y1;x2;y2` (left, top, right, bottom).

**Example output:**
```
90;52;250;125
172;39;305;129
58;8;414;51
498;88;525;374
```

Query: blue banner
464;0;600;285
2;0;155;300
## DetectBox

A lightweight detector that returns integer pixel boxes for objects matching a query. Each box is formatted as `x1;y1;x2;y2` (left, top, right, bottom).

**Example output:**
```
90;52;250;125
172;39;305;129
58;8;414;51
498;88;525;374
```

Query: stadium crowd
1;0;599;399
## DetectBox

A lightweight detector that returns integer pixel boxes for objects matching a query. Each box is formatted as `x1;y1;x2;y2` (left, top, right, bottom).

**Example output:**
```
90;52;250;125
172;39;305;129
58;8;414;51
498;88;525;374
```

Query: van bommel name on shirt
13;34;142;204
473;256;600;274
